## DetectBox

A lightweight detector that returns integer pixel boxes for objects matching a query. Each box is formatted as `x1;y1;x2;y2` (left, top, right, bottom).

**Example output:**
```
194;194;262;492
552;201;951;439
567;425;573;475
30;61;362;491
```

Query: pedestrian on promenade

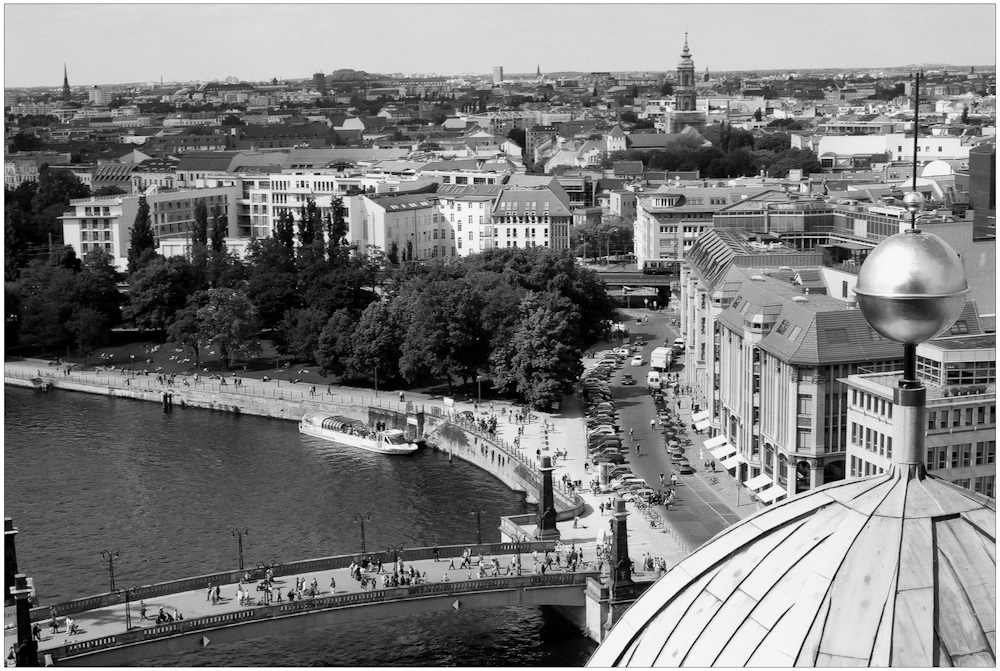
140;601;147;620
433;546;439;562
670;472;678;487
31;623;41;642
573;515;579;528
599;502;604;516
659;473;664;486
207;584;213;601
649;418;655;429
629;428;634;439
214;584;221;603
330;576;336;593
399;391;405;402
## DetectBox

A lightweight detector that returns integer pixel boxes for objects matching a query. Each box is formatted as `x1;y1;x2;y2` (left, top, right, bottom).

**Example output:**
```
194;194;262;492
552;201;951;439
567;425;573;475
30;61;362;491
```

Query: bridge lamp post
386;543;404;573
513;532;529;577
100;549;120;592
470;505;488;546
231;527;249;571
476;374;482;405
117;584;139;630
353;512;371;555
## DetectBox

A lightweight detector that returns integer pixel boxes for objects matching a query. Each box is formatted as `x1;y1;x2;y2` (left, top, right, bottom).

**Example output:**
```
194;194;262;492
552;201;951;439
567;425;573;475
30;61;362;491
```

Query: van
647;370;662;389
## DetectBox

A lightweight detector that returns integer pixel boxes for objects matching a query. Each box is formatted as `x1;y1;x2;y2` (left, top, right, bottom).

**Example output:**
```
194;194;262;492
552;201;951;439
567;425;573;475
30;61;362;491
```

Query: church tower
674;33;696;112
62;64;71;102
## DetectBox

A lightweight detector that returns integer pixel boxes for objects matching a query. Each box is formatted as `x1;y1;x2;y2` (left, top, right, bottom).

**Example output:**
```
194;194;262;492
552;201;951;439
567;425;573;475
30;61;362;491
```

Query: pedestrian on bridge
139;601;147;620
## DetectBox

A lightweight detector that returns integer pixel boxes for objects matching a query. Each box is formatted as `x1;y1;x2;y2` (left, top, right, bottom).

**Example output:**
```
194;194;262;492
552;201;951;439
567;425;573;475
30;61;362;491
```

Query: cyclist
635;444;641;456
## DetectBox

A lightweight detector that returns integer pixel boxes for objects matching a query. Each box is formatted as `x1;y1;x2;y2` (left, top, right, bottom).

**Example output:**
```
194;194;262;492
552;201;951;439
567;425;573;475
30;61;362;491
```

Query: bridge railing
30;542;560;621
48;572;599;663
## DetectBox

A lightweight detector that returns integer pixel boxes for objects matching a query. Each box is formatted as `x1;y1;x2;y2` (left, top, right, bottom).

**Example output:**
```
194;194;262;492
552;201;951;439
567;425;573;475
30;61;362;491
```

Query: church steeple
62;63;70;102
675;33;696;111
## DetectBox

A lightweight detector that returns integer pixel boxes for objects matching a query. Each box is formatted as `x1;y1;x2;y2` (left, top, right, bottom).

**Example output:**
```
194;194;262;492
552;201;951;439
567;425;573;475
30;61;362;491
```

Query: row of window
851;390;894;420
917;356;996;386
83;206;112;216
78;219;112;229
850;422;894;459
928;404;996;429
80;242;113;253
951;475;995;497
927;441;995;469
79;231;112;242
850;455;887;478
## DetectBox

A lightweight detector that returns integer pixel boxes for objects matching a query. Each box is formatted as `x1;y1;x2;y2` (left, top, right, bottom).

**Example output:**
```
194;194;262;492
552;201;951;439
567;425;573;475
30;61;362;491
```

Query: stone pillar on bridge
11;573;38;667
605;498;638;633
535;456;560;541
5;518;18;607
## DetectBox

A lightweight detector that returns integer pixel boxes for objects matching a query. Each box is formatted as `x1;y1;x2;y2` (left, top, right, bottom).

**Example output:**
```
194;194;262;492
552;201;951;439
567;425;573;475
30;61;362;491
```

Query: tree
244;237;299;331
92;185;127;197
346;299;408;383
754;133;791;153
506;127;526;149
315;308;358;375
123;255;198;331
490;292;583;410
8;132;43;152
273;211;295;252
210;205;227;254
127;195;156;275
961;106;969;124
754;108;763;122
659;82;674;96
326;196;348;253
193;201;209;247
195;287;262;367
167;292;209;370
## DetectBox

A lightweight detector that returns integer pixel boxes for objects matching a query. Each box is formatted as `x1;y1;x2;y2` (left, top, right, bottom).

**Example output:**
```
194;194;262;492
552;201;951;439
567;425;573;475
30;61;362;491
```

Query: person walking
629;428;634;440
649;418;655;429
670;472;678;487
139;601;147;621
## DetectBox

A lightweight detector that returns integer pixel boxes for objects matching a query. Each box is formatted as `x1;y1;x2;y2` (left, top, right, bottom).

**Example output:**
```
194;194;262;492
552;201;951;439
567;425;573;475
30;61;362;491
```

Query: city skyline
3;2;997;89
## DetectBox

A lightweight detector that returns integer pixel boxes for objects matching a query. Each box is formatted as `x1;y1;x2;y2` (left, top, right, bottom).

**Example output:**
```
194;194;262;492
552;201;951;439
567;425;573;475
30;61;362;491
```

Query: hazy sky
4;2;996;88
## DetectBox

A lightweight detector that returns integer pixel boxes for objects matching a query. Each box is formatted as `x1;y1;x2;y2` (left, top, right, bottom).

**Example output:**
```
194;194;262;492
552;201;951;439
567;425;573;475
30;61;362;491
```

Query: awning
756;485;787;503
710;443;736;461
720;454;742;470
745;474;774;491
703;435;727;450
694;419;711;431
692;410;710;422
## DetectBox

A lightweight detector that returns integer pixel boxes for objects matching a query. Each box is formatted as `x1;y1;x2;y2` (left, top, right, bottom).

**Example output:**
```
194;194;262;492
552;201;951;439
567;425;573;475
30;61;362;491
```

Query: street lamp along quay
100;549;120;592
469;505;488;546
353;512;371;555
116;584;139;630
231;527;249;571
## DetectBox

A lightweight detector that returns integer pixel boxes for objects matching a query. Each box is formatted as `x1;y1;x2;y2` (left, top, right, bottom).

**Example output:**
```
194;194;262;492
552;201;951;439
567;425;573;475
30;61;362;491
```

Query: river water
3;386;596;666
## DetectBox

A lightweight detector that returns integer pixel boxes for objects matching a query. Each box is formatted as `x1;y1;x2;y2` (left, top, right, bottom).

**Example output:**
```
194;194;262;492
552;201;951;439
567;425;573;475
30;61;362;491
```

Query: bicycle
708;476;719;485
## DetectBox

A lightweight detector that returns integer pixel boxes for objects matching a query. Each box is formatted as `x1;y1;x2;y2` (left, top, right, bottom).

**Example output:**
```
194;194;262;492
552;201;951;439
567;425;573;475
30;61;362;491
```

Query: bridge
8;542;614;666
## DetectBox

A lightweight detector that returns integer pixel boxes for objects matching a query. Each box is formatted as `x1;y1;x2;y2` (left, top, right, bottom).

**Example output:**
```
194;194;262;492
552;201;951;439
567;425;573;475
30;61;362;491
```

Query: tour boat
298;414;418;455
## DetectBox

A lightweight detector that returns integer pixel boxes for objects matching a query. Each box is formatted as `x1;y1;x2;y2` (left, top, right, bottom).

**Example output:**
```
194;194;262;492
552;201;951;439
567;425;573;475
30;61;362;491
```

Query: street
599;307;736;550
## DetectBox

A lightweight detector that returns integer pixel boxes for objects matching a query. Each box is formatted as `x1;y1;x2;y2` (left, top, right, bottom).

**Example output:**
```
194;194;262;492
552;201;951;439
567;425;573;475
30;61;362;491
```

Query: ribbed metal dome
588;464;996;667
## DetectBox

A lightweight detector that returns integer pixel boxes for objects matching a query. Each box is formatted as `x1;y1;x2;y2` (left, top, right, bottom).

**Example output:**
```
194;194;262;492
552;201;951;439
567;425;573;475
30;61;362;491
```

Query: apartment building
60;185;241;271
435;183;503;256
845;334;996;496
490;186;572;251
356;192;443;261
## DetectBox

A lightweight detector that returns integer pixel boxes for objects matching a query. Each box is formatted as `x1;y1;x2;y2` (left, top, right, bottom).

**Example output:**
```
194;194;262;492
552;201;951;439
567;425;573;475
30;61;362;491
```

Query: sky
3;2;997;88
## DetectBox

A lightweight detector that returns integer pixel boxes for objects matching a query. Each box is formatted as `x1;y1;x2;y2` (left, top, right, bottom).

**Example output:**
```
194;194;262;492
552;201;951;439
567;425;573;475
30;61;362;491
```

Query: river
3;386;596;666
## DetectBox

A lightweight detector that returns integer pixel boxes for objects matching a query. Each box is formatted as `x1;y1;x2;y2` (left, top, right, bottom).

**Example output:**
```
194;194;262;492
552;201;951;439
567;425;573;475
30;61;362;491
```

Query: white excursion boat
299;414;418;455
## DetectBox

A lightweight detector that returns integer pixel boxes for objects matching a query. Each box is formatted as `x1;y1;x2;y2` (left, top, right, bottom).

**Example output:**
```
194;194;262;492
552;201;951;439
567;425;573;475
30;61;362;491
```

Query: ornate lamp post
116;584;139;630
469;505;488;546
353;512;371;554
100;549;120;592
230;527;249;571
386;543;404;573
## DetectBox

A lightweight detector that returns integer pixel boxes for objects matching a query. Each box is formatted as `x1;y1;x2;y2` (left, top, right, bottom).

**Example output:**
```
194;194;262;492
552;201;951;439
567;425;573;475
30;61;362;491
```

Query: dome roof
677;34;694;69
588;463;995;667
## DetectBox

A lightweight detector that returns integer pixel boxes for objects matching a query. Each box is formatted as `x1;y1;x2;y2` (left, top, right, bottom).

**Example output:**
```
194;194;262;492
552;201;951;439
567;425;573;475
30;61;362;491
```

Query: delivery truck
650;346;673;371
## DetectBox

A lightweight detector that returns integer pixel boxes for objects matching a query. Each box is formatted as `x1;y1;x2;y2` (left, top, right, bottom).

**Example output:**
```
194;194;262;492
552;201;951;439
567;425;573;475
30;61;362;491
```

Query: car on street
670;453;690;464
608;466;633;478
630;355;644;367
593;453;626;465
620;374;637;386
678;464;696;475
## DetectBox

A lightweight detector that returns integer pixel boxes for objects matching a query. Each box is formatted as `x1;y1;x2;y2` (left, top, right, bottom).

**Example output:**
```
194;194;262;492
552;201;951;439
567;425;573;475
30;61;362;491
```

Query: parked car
630;355;644;367
677;464;696;475
670;453;690;464
593;453;626;465
620;374;637;386
608;466;633;478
